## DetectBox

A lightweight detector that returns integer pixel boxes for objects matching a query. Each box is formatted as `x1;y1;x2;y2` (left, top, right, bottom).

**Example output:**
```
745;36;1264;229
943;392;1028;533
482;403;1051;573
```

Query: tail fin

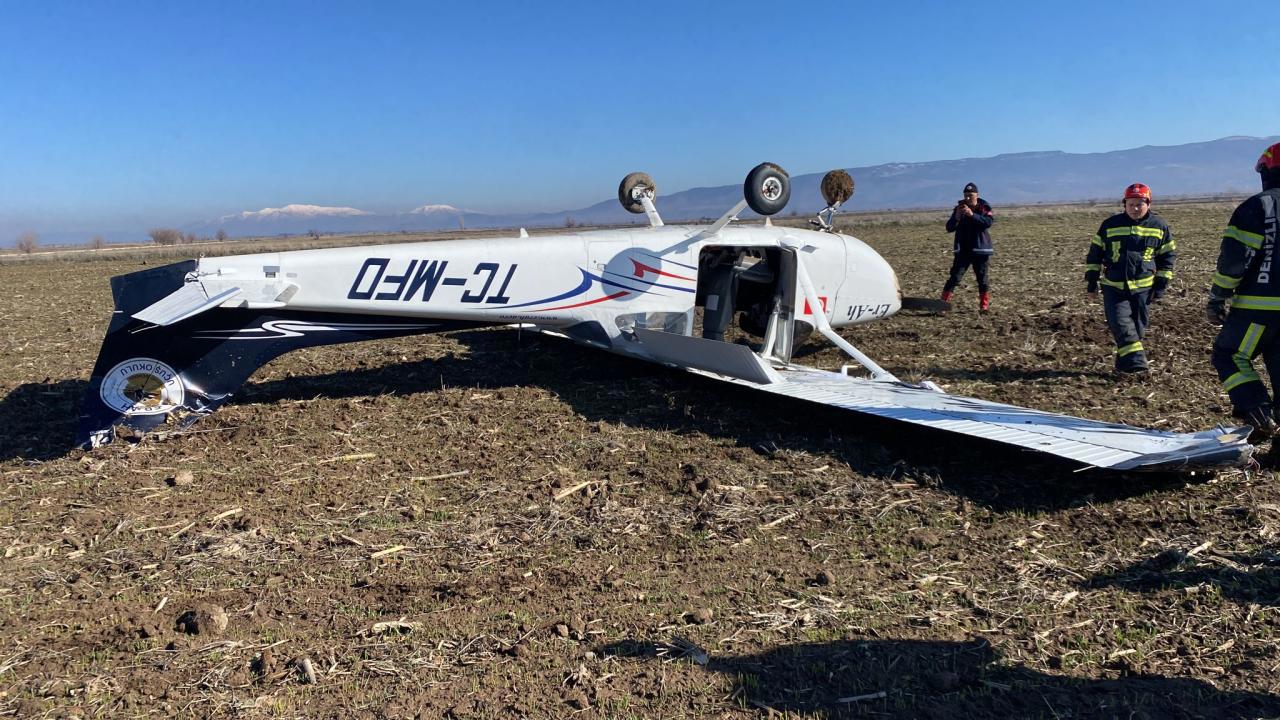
77;260;487;447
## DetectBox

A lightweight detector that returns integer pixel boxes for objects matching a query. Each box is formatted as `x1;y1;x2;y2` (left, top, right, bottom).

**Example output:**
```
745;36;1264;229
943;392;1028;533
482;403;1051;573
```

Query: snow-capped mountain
219;204;371;222
406;203;465;215
180;135;1280;240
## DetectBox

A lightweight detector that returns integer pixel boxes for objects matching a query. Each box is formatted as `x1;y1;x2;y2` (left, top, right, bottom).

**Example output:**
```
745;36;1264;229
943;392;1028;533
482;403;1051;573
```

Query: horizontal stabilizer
80;260;499;448
133;282;241;326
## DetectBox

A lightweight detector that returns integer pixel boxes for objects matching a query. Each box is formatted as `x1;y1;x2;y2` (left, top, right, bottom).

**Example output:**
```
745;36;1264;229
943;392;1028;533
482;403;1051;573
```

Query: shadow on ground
239;329;1205;512
597;636;1280;719
1088;547;1280;606
0;379;86;462
3;328;1215;512
909;365;1115;383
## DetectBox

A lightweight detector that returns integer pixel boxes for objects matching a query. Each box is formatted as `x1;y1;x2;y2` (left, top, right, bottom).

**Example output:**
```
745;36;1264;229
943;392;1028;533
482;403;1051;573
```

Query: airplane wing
627;329;1251;473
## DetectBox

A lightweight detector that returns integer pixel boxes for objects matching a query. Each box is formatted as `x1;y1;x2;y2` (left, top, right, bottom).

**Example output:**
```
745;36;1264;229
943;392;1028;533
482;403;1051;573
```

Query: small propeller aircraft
78;163;1252;471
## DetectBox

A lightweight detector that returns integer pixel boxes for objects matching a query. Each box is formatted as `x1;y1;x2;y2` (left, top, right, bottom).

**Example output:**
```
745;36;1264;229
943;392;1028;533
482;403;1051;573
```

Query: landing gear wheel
820;170;855;207
618;172;656;214
743;162;791;216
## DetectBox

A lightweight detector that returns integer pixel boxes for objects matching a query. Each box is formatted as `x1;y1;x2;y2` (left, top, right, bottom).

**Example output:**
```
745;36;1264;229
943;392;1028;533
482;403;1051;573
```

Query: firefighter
1206;141;1280;439
1084;183;1175;373
941;182;995;312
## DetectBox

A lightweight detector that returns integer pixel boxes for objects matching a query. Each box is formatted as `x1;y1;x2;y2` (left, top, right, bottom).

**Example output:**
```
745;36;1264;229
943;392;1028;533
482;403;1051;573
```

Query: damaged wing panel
695;366;1252;472
77;261;495;447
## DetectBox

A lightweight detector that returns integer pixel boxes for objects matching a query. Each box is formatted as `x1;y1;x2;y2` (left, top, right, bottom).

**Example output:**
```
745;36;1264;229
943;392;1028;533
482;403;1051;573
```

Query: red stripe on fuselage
534;291;630;312
632;260;695;281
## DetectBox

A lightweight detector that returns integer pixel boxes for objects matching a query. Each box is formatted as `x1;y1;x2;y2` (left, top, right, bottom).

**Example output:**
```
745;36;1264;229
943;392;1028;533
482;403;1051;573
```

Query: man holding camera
941;182;995;312
1206;142;1280;439
1084;183;1175;374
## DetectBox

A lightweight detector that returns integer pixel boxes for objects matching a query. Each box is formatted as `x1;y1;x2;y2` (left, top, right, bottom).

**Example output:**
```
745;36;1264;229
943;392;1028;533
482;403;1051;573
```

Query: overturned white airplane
79;164;1252;471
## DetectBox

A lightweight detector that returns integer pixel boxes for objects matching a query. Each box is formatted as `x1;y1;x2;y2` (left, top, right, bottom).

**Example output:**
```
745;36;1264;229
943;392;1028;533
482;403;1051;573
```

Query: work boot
1115;352;1149;375
1260;442;1280;469
941;290;953;304
979;291;991;313
1237;403;1278;445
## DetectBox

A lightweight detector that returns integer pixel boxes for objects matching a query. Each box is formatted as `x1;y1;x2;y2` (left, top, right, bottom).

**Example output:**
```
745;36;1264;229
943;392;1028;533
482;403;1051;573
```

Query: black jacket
1084;212;1175;293
1210;188;1280;316
945;199;994;255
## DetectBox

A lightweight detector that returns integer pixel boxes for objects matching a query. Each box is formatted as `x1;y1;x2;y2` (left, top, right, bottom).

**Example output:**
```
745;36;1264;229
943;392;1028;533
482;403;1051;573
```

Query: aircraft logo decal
509;256;696;312
99;358;185;416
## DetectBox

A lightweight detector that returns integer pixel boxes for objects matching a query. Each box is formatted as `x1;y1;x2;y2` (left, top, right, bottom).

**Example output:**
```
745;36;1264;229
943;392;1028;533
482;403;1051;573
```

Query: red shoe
941;291;953;303
979;291;991;312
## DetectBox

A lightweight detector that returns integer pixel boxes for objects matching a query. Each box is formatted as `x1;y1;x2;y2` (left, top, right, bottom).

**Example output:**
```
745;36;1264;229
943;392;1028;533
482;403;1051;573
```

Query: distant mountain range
168;134;1270;238
10;135;1274;248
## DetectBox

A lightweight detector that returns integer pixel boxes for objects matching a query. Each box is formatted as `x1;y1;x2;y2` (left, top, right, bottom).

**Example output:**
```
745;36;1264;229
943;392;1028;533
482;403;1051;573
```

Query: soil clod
174;603;228;636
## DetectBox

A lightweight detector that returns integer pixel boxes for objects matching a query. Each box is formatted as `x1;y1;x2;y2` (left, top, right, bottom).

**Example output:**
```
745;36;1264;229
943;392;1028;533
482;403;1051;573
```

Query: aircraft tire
618;172;656;214
820;170;855;207
744;162;790;216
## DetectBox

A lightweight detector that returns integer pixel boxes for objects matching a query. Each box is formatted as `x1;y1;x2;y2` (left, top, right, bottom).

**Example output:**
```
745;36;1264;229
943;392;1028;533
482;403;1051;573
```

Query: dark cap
963;182;979;194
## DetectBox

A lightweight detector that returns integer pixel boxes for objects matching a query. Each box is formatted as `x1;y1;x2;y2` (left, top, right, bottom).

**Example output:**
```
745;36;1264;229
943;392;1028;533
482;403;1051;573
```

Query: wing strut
784;239;899;382
638;194;664;228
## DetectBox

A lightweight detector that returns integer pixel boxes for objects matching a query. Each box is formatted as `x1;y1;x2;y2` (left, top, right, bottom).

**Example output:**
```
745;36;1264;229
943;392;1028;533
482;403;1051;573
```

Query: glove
1150;278;1167;303
1086;279;1098;294
1206;296;1228;324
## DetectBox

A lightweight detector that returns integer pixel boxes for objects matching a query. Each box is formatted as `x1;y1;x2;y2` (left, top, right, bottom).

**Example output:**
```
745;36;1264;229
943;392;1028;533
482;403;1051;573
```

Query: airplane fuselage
193;224;902;348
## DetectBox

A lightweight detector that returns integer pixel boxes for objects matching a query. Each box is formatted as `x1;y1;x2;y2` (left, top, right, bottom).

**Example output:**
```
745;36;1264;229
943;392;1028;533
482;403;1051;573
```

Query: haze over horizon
2;1;1277;245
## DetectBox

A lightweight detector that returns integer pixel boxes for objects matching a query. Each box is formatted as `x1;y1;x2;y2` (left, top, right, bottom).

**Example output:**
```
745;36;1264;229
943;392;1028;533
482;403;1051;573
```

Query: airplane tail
77;260;486;447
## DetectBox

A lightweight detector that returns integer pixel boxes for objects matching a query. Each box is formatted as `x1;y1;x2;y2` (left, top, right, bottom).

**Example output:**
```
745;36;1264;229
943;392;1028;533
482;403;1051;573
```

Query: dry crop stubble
1;202;1279;718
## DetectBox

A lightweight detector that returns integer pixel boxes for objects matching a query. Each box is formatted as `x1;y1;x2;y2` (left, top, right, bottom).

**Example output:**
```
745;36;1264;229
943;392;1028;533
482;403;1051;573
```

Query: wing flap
633;328;781;384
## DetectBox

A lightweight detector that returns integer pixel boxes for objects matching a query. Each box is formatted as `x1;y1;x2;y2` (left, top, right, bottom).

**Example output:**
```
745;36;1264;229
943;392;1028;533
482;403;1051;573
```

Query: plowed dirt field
2;202;1279;719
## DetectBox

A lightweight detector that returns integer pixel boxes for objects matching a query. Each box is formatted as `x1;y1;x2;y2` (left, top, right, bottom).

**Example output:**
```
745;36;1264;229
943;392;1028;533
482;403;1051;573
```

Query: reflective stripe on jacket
1211;189;1280;316
1084;212;1175;293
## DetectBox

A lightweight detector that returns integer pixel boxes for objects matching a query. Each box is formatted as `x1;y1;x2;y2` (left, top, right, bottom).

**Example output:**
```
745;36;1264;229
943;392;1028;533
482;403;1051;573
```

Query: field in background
2;201;1279;718
0;196;1250;264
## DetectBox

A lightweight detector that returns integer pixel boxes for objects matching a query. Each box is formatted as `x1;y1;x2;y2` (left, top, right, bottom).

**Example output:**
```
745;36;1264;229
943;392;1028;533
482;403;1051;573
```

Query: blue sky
1;0;1277;243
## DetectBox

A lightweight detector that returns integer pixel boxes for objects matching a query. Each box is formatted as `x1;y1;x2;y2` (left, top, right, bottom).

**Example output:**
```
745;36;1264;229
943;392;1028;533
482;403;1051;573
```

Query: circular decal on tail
100;358;185;415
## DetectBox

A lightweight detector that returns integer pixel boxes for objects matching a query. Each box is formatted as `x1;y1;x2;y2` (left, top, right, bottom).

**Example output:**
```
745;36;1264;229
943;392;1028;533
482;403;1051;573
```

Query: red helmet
1124;183;1152;202
1257;142;1280;173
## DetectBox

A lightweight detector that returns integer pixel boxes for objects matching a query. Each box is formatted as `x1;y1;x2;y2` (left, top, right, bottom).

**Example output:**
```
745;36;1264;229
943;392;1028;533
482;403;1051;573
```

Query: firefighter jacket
1084;212;1175;293
1210;188;1280;316
945;199;994;255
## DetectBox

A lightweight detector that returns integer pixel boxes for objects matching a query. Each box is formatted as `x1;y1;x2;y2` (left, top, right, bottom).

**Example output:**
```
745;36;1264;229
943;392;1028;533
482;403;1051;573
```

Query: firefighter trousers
943;252;990;294
1211;314;1280;414
1102;286;1149;371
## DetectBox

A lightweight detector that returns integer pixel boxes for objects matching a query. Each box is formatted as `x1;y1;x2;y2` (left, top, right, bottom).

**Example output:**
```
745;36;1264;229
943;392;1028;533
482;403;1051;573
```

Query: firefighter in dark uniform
1084;183;1175;373
941;182;995;312
1207;141;1280;438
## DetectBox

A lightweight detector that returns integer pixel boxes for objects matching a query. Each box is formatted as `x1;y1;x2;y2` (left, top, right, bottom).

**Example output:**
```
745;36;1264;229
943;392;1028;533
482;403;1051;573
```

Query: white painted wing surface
132;282;241;326
699;365;1251;472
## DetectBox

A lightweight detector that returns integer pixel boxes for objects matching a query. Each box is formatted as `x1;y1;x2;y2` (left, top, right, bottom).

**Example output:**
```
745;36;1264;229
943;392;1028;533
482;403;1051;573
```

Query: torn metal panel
689;364;1252;472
